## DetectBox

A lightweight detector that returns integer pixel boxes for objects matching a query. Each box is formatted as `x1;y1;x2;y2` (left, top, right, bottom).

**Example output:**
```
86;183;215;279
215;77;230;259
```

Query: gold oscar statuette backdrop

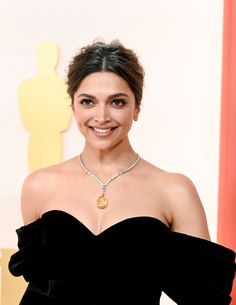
1;42;72;305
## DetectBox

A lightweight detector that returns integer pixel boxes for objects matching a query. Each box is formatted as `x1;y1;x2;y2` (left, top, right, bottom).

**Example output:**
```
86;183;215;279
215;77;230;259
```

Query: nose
94;104;111;124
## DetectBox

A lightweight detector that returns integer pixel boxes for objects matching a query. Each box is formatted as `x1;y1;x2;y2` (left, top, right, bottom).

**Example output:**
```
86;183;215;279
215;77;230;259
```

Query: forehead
75;72;133;95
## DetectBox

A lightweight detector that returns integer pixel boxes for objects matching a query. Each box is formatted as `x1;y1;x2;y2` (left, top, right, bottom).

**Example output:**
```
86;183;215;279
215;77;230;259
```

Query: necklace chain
79;153;140;208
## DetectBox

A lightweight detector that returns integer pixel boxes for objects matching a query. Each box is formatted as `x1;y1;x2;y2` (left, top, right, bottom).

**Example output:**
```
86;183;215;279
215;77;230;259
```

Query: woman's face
73;72;140;152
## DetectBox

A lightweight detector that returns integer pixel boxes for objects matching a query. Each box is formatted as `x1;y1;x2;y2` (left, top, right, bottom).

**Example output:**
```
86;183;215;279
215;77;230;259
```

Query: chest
42;173;169;235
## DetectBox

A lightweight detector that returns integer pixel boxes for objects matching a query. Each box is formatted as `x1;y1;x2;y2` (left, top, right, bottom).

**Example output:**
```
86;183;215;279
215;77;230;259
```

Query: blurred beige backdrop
0;1;224;304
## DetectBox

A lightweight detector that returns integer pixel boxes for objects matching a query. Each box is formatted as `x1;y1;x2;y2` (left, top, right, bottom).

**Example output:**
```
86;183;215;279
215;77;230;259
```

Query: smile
89;126;117;136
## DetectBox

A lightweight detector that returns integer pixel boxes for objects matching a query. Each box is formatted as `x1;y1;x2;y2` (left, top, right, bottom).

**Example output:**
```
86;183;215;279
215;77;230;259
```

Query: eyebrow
77;93;129;99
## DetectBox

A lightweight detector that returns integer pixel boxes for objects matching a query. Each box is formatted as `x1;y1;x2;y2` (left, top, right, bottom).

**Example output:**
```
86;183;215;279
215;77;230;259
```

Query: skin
21;71;210;240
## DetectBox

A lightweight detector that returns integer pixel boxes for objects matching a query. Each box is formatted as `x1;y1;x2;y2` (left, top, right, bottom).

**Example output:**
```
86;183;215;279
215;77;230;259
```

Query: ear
71;99;75;112
133;105;140;121
71;100;76;115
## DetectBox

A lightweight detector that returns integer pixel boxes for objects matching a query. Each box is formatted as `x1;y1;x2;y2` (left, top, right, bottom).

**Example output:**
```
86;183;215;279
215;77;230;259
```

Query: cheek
73;112;85;131
114;112;135;130
73;108;90;123
119;109;136;123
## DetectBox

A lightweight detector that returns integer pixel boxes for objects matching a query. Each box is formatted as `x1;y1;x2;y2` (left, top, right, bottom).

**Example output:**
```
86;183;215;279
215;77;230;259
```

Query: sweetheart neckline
40;209;170;237
17;210;233;252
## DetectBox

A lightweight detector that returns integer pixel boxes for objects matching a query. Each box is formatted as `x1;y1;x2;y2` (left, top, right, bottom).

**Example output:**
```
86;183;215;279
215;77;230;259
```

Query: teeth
93;128;112;133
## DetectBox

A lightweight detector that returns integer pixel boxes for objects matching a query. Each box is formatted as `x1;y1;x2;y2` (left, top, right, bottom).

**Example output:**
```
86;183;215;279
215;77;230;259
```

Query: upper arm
165;173;211;240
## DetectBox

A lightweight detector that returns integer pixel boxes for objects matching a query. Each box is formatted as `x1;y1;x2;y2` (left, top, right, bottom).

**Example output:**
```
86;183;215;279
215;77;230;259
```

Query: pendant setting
96;194;108;209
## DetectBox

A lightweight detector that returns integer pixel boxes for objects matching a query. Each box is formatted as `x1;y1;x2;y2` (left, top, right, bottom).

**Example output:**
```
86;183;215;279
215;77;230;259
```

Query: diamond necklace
79;153;140;209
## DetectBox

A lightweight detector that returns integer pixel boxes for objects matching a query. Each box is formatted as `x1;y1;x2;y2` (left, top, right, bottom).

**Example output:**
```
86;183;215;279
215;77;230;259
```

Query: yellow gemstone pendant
96;194;108;209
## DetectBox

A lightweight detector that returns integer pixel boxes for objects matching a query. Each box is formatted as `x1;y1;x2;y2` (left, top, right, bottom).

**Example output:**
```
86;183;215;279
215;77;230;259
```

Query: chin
86;138;124;152
91;143;116;152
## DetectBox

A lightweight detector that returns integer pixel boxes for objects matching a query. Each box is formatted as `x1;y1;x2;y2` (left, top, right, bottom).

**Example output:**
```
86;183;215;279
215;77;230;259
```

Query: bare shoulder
140;160;210;240
161;171;210;239
21;157;77;225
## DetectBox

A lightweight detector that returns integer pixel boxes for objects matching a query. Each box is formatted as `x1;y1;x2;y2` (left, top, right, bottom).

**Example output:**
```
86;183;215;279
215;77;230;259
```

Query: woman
9;40;235;305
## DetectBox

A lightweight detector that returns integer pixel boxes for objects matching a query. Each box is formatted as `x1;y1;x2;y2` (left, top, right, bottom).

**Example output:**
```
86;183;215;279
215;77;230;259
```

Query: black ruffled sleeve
8;219;47;282
162;231;236;305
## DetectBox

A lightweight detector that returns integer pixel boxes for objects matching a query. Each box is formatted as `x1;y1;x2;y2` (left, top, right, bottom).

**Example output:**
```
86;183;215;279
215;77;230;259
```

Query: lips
89;126;117;136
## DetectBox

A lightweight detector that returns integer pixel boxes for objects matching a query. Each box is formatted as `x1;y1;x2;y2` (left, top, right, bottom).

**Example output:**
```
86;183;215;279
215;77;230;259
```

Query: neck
80;140;138;177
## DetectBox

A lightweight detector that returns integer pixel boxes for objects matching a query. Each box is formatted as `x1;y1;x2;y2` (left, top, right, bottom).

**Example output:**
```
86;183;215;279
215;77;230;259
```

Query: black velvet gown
9;210;236;305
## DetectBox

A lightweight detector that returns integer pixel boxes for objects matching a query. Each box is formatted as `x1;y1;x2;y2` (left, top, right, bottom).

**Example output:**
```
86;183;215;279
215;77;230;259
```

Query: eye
79;98;94;107
110;99;127;108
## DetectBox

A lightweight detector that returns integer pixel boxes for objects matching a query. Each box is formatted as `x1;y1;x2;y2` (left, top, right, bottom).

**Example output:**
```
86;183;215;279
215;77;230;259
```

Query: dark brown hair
66;40;145;106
